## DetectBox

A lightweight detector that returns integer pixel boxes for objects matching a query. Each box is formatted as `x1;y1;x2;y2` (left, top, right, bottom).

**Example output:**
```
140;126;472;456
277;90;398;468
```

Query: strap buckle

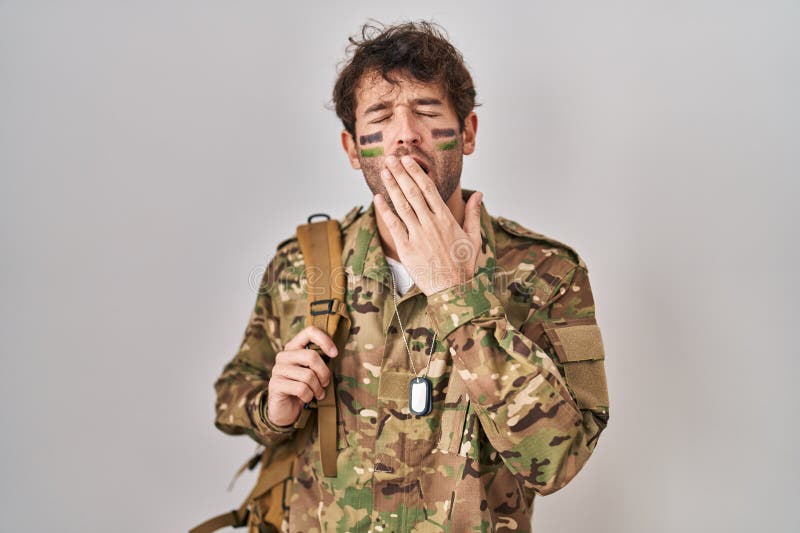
309;298;335;316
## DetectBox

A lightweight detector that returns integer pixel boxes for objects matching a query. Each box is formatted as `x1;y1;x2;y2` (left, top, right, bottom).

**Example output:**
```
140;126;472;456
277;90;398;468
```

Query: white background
1;1;797;531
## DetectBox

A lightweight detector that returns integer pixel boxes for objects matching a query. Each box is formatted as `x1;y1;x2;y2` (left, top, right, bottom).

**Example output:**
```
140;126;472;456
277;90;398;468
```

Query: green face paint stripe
437;139;458;151
360;147;384;157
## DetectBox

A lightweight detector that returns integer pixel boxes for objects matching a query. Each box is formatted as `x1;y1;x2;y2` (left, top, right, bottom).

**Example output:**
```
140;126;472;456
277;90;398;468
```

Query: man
214;21;609;532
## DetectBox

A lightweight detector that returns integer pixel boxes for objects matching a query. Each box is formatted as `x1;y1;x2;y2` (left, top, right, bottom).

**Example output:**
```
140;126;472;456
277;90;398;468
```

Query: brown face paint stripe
359;131;383;145
360;147;384;157
437;138;458;151
432;128;456;139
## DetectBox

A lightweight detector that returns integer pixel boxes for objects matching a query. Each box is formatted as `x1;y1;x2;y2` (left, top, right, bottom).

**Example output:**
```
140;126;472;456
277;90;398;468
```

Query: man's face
342;70;476;211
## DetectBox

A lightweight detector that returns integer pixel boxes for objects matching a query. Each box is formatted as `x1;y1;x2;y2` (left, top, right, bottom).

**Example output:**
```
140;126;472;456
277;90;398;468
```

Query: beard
359;141;463;215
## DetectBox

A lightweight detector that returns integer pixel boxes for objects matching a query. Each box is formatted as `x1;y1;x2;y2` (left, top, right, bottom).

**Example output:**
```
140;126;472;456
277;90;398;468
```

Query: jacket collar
341;188;497;298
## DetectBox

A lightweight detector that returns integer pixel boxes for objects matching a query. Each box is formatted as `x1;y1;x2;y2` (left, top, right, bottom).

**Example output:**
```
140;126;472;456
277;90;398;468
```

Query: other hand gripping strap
296;216;349;478
190;215;348;532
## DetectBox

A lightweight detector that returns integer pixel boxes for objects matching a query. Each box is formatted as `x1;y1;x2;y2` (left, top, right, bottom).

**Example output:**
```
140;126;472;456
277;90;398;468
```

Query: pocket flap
544;323;605;363
378;371;415;401
435;373;469;454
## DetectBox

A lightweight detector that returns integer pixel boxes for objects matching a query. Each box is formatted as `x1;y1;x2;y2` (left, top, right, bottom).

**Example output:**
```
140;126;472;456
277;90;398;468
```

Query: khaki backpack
191;213;349;533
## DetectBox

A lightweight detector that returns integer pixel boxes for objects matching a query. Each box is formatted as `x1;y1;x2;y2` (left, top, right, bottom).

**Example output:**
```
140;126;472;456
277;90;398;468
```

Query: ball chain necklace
389;270;436;416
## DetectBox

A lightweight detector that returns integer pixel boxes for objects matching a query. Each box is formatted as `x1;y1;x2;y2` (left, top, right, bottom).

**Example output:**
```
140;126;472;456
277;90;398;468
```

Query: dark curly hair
332;20;479;140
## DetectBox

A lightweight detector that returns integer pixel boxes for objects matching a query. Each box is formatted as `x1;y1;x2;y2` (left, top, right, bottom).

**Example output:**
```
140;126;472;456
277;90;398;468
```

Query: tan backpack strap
296;214;349;478
245;451;295;501
188;509;248;533
189;451;297;533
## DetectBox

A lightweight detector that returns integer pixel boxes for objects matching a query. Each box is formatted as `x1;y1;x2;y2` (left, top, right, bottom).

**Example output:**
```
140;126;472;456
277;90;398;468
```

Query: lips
411;157;430;175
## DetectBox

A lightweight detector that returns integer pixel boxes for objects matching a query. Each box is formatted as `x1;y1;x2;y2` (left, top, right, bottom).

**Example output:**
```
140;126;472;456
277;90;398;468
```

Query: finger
374;193;409;243
398;155;446;216
276;348;332;387
273;363;326;399
284;326;339;357
386;155;434;222
380;166;420;230
462;191;484;241
270;376;315;404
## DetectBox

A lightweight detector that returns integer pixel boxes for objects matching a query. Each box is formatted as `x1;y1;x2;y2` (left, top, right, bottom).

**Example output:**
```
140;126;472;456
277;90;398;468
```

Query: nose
394;108;422;147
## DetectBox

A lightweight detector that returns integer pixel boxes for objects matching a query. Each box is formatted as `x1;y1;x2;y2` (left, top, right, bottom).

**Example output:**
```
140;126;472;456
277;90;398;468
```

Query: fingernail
320;392;326;399
401;155;412;165
331;347;338;356
386;155;397;165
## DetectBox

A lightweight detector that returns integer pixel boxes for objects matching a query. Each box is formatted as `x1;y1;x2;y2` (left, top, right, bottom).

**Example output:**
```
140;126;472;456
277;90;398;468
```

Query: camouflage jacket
214;188;610;532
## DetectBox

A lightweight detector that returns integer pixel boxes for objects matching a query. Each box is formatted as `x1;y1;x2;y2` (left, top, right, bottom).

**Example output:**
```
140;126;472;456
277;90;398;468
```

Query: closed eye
371;112;440;124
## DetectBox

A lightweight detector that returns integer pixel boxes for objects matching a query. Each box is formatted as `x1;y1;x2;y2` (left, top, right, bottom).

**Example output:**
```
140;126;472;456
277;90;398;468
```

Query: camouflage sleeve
425;265;609;495
213;256;297;446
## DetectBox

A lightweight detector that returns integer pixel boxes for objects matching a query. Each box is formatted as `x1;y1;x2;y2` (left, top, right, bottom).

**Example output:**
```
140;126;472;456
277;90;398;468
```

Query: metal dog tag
409;376;433;416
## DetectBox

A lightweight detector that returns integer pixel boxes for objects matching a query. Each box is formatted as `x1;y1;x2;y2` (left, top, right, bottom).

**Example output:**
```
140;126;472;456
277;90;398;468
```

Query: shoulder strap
295;213;349;478
188;510;247;533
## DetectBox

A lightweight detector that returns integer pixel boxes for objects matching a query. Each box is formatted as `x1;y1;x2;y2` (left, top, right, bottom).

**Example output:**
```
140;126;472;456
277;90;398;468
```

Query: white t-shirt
385;256;414;296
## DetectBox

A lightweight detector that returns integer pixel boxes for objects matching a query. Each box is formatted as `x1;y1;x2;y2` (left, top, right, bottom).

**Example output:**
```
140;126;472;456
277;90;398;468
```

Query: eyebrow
363;97;444;116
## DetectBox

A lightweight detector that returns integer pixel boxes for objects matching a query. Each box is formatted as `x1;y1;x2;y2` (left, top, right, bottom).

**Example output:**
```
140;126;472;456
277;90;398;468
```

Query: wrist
423;265;474;296
259;393;297;433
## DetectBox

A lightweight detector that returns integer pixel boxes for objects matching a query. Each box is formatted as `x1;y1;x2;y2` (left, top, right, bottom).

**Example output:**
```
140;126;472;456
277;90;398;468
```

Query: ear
461;111;478;155
341;130;362;170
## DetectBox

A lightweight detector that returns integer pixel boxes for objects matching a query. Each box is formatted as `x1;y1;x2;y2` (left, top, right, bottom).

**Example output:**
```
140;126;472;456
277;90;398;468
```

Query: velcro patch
543;323;608;409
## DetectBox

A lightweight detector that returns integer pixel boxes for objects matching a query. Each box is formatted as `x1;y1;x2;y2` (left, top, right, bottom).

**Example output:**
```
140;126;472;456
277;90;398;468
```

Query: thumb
462;191;484;239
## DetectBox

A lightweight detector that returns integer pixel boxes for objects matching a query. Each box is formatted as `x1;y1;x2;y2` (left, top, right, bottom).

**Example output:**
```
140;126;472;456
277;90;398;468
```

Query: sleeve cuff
426;271;503;339
252;387;296;436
